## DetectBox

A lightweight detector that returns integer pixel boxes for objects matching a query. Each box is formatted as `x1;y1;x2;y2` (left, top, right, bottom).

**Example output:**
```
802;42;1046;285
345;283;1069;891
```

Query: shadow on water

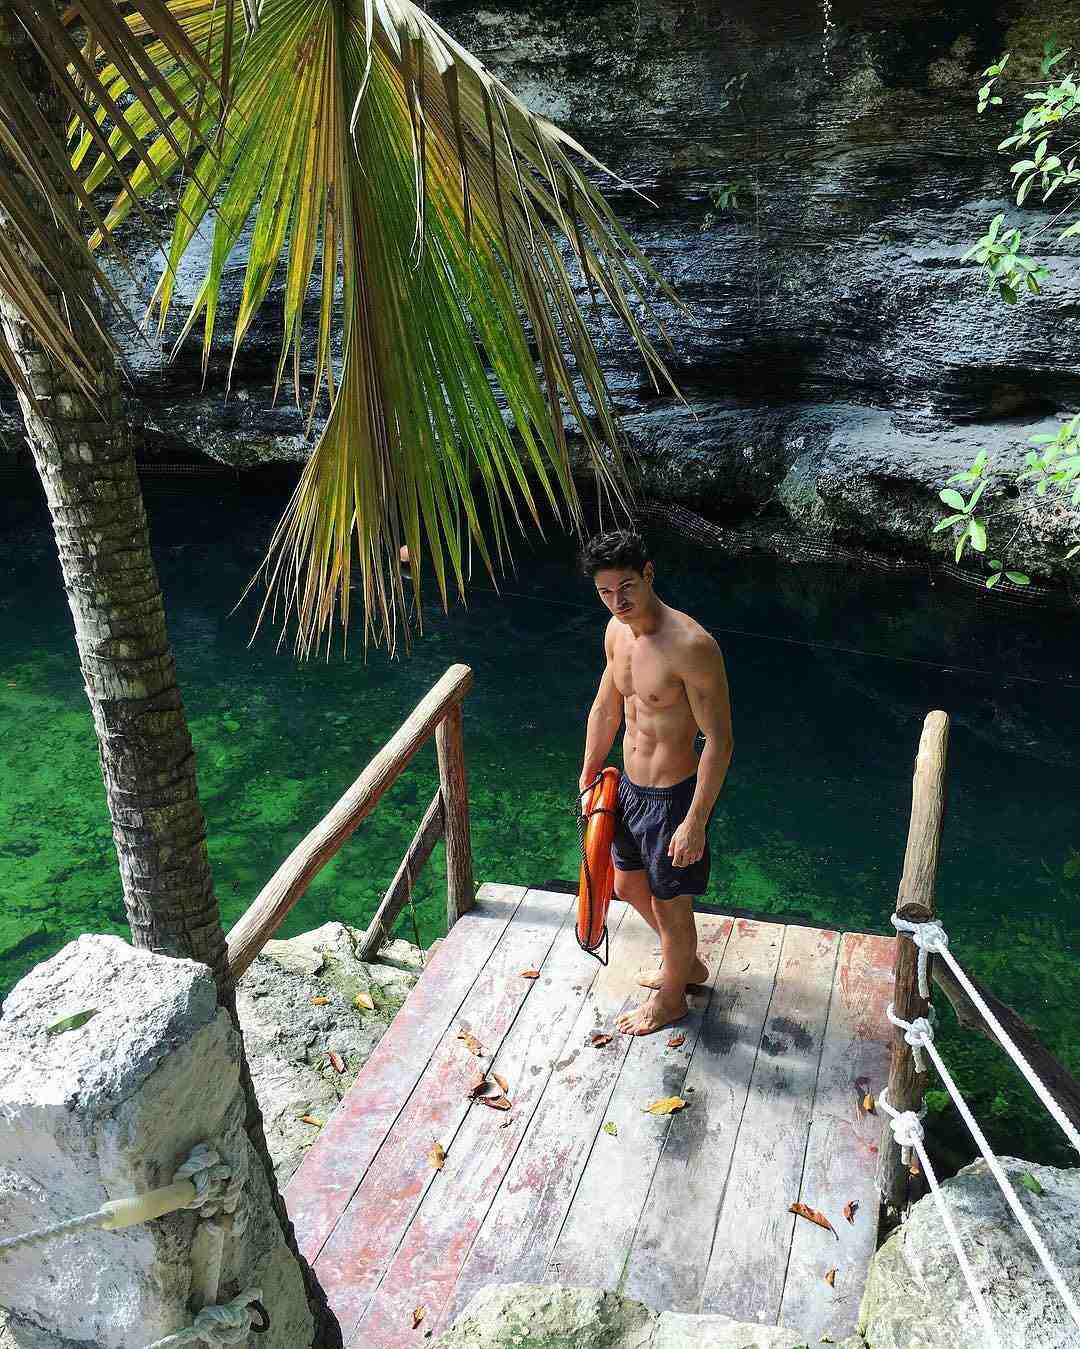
1;469;1079;1169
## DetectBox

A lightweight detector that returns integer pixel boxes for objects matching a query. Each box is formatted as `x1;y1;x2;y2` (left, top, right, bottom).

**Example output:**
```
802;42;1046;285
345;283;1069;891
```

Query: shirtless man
578;529;733;1036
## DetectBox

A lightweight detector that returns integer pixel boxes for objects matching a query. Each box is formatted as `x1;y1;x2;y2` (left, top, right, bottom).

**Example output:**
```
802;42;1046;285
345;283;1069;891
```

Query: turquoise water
2;470;1079;1170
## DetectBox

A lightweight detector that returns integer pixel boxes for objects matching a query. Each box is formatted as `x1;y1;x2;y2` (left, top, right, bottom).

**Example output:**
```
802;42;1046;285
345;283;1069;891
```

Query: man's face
593;564;654;622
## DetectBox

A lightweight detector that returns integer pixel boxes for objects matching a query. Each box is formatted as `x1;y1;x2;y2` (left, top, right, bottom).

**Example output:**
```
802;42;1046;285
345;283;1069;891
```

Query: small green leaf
986;571;1002;588
46;1009;99;1036
1065;544;1080;559
1019;1170;1045;1196
940;489;966;510
1005;571;1031;584
970;519;988;552
603;1120;618;1137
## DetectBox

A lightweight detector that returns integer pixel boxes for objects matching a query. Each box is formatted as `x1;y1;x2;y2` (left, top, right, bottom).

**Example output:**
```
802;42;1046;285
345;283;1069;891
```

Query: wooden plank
227;663;473;980
699;924;841;1325
312;888;571;1341
437;702;474;928
357;790;444;961
623;917;785;1312
443;906;660;1327
548;915;733;1292
284;882;525;1263
778;1116;882;1342
350;893;629;1349
813;931;895;1137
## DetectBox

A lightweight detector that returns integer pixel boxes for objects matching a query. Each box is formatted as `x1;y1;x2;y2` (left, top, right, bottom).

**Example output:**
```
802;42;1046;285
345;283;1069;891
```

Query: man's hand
667;814;706;869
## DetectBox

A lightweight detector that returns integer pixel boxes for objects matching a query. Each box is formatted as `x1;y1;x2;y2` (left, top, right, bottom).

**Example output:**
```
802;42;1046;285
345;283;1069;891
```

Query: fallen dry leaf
428;1142;446;1170
411;1306;425;1329
493;1072;510;1094
327;1050;345;1073
478;1094;512;1111
825;1268;837;1288
603;1121;618;1137
789;1202;838;1239
521;970;541;979
466;1069;488;1099
300;1115;323;1128
354;991;375;1011
667;1032;686;1048
310;996;330;1006
457;1030;485;1057
590;1033;613;1048
909;1159;922;1176
644;1096;688;1116
843;1200;859;1225
862;1092;877;1115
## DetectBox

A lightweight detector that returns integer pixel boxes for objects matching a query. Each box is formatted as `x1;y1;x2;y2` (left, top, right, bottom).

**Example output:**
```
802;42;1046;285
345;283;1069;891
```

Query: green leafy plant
701;177;755;230
961;213;1049;303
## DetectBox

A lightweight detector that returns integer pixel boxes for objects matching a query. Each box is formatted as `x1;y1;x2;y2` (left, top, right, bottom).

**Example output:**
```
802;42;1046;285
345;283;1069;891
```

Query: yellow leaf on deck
789;1202;838;1239
411;1306;425;1329
521;970;541;979
825;1267;837;1287
862;1092;876;1114
603;1121;618;1137
457;1030;485;1057
354;992;375;1011
428;1142;446;1170
667;1032;686;1048
493;1072;510;1094
643;1096;688;1115
310;996;330;1006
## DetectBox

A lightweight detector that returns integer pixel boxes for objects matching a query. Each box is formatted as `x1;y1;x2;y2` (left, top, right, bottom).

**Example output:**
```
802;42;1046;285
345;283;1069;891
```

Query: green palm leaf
75;0;681;653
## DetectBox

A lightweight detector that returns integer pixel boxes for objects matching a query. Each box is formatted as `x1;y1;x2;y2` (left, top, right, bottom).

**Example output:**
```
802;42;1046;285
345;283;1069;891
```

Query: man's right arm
579;622;623;793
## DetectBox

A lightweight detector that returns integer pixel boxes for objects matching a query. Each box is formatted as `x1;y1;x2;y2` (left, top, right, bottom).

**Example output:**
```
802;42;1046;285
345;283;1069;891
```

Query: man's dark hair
580;528;650;579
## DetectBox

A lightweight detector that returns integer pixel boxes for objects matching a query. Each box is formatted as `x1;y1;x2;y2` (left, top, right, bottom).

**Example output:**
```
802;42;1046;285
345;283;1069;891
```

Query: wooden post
436;702;474;930
878;709;950;1212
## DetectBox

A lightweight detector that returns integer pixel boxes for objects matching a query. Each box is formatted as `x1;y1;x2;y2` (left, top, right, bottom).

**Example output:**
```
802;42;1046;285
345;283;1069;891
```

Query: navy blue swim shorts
611;773;711;902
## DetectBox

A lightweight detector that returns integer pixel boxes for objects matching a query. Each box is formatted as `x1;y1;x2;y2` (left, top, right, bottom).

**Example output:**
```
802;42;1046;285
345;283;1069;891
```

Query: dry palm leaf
789;1203;838;1239
74;0;681;656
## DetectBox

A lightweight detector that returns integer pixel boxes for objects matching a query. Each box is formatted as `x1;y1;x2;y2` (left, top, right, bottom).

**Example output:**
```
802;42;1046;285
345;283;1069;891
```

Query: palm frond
76;0;683;654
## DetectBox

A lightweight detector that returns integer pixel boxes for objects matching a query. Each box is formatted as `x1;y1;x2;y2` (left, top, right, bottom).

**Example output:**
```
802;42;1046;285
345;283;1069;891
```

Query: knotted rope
878;1089;1000;1349
891;913;1080;1158
886;1001;937;1074
0;1144;244;1255
143;1288;268;1348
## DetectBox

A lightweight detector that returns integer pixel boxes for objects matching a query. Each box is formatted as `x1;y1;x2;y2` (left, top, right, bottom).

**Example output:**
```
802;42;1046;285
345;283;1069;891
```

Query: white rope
889;1012;1080;1335
892;915;1080;1158
142;1288;263;1348
173;1145;245;1219
0;1144;244;1255
878;1089;1001;1349
886;1001;937;1074
0;1209;107;1256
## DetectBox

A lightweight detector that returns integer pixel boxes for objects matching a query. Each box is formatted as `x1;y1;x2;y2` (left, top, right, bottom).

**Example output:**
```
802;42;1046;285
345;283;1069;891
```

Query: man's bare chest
614;639;685;709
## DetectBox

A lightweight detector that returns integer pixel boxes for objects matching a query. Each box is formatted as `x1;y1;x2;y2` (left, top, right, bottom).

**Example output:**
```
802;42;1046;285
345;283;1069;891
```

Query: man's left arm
667;637;734;869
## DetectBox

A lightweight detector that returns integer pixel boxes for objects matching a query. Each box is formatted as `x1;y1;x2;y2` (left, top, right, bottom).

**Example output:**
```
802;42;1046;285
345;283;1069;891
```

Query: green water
2;470;1079;1171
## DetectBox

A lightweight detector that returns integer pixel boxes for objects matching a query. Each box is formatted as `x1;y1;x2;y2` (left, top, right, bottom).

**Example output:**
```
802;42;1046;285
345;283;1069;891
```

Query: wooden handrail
357;791;445;962
226;663;474;983
878;709;949;1211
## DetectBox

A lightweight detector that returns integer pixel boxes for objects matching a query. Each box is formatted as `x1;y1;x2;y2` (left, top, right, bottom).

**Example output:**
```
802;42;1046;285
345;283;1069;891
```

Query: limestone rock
235;921;422;1184
860;1156;1080;1349
0;934;312;1349
7;1;1078;587
433;1283;867;1348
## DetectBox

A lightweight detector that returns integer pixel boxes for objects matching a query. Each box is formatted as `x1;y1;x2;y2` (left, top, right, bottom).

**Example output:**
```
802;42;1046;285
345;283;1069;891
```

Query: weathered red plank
548;915;733;1292
778;1115;882;1341
284;883;527;1263
699;925;841;1325
312;888;571;1340
813;931;896;1139
350;897;632;1349
441;906;659;1330
623;916;785;1312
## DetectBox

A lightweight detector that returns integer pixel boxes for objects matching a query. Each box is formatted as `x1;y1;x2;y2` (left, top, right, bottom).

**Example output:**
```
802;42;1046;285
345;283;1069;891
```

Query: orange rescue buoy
577;767;619;960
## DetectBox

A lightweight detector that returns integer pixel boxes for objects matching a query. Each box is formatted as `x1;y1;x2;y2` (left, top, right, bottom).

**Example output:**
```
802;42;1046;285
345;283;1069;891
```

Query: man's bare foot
617;995;687;1036
638;958;709;991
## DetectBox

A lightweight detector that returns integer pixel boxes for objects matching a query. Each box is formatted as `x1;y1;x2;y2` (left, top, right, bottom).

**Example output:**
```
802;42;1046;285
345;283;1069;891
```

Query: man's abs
622;694;699;788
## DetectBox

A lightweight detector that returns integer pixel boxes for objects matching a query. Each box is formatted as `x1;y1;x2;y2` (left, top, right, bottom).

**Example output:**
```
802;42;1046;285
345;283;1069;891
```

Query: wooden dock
284;883;896;1347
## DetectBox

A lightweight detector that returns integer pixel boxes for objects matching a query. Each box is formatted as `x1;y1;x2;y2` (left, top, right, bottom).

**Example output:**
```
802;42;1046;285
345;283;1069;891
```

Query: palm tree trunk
0;14;336;1345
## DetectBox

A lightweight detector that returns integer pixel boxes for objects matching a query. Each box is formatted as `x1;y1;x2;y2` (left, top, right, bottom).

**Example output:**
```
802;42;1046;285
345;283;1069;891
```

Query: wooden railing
879;709;1080;1212
226;664;475;983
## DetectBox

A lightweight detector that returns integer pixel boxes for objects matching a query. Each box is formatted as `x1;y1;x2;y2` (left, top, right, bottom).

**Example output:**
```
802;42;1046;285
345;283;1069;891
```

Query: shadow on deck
284;883;896;1348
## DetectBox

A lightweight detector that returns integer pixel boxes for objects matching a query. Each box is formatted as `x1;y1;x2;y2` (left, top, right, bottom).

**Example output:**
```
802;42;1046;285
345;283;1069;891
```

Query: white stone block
0;935;312;1349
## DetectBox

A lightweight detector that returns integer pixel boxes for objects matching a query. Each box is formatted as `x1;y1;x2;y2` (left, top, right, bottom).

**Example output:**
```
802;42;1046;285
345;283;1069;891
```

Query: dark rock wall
7;0;1080;580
